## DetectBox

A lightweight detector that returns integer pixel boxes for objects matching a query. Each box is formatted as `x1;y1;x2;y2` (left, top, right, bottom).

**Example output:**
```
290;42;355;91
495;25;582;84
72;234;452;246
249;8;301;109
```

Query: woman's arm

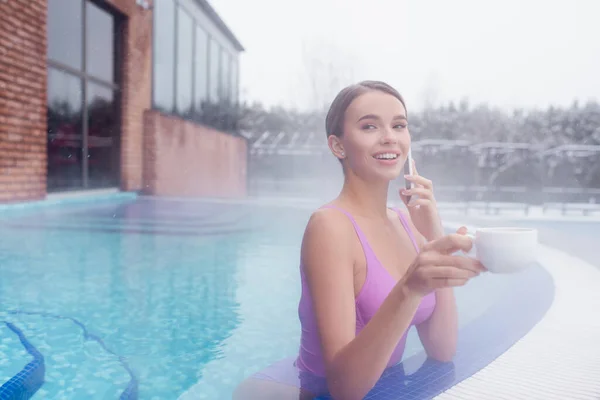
405;214;459;362
302;209;423;400
416;287;458;362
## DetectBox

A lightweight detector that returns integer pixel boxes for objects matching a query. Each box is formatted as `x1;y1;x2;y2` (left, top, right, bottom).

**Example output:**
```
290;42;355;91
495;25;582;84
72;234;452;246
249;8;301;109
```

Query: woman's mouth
373;152;400;164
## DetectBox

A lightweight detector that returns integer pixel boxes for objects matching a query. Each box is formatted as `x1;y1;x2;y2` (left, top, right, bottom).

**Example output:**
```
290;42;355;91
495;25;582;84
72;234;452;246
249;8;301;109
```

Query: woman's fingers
449;255;486;273
432;278;470;289
404;174;433;190
424;265;480;280
418;252;485;273
423;233;474;255
402;186;433;200
406;198;432;209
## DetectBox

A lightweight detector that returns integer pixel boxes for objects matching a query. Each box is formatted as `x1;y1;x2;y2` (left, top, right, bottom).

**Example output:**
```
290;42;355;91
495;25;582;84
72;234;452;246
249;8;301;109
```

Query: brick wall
105;0;152;193
0;0;47;203
1;0;245;203
0;0;151;203
143;110;247;198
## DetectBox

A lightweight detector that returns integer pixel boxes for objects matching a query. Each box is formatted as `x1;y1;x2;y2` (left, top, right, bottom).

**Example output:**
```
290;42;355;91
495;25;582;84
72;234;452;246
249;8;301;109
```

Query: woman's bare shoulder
301;206;356;266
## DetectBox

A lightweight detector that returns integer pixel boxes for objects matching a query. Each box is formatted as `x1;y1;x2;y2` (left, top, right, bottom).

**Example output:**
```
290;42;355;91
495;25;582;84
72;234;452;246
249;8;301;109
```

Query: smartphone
404;148;414;202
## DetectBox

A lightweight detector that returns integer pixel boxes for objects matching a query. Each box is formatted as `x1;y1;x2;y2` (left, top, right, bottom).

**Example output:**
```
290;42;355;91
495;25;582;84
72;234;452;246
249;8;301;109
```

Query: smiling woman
233;81;484;400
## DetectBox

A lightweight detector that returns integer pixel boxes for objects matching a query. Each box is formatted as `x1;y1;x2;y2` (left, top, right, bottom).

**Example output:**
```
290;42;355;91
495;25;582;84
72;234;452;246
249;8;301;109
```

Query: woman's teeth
374;153;398;160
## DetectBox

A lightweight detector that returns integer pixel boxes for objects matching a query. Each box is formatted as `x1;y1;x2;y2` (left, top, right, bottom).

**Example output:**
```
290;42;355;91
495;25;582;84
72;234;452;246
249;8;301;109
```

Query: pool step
0;321;44;400
0;322;31;387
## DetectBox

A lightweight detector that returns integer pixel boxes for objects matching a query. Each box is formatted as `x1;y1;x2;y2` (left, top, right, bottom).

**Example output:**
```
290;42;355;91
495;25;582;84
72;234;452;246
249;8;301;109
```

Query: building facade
0;0;246;203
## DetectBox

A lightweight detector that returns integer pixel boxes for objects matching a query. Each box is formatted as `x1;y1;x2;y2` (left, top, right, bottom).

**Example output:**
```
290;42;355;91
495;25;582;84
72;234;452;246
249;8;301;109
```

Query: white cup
464;227;539;274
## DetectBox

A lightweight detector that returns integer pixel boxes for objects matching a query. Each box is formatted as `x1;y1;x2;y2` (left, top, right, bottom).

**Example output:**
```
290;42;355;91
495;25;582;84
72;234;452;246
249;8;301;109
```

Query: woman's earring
340;152;345;158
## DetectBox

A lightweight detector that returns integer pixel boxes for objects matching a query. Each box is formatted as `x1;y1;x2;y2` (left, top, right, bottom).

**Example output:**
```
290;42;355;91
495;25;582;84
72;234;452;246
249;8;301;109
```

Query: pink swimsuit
296;204;437;376
249;204;437;396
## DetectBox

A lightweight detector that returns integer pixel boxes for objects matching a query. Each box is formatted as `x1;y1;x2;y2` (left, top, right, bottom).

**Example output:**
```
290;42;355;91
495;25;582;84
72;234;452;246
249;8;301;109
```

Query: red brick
1;0;245;203
0;0;47;202
143;110;247;198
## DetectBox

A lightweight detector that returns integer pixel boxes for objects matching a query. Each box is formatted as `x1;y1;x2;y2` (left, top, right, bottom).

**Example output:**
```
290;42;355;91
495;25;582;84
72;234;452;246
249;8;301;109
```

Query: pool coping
434;221;600;399
3;193;599;223
138;195;600;222
0;191;138;214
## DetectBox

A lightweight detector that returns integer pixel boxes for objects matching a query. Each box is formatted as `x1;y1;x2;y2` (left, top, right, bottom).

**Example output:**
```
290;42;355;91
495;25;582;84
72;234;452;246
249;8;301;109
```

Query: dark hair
325;80;407;138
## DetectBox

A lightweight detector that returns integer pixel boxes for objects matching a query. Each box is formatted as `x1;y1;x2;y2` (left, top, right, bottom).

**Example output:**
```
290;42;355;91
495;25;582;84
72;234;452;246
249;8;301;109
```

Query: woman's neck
338;173;391;221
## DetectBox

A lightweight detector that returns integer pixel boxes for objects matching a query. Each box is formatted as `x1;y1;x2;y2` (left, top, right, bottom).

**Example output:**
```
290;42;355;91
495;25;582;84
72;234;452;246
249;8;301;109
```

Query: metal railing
246;138;600;215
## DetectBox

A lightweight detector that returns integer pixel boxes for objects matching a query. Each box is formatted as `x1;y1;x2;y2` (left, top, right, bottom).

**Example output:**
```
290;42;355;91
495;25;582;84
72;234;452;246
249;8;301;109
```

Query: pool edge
0;191;139;213
434;221;600;399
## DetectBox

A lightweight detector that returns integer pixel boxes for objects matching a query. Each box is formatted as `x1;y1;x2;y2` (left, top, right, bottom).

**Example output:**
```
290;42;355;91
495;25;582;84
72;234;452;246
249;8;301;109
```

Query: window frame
151;0;241;128
46;0;123;190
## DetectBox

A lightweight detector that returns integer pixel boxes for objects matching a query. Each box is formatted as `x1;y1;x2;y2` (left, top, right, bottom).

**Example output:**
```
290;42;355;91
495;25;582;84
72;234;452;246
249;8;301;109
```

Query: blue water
0;197;520;399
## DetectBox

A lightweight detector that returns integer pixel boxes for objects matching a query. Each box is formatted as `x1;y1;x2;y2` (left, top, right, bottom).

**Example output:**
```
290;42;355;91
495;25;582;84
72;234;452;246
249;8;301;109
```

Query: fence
246;137;600;215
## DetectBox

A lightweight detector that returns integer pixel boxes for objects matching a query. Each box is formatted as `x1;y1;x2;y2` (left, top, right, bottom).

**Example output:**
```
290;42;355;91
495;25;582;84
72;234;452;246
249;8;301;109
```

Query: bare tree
300;38;363;111
418;71;441;111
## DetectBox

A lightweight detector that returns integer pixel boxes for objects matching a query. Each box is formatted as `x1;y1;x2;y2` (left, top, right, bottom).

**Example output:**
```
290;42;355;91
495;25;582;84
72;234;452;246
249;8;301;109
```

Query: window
47;0;83;69
46;0;121;192
87;83;119;188
151;0;242;129
176;6;193;115
220;49;230;103
86;1;115;82
194;25;209;109
230;58;239;104
153;0;176;112
47;68;84;190
209;38;220;103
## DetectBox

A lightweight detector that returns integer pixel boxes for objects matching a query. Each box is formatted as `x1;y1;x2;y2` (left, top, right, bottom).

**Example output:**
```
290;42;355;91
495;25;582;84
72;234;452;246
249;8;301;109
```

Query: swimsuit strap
320;204;376;256
392;208;420;253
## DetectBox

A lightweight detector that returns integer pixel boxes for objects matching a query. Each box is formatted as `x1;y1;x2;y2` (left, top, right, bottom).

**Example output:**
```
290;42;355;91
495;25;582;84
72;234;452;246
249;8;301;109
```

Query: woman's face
330;90;411;182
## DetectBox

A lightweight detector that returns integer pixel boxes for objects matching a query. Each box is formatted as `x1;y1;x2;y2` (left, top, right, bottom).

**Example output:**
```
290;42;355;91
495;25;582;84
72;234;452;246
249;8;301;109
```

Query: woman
234;81;484;400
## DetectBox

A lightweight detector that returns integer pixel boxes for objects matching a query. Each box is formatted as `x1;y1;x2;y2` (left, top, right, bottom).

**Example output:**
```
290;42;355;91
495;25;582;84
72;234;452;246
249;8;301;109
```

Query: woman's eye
394;124;407;129
362;124;377;130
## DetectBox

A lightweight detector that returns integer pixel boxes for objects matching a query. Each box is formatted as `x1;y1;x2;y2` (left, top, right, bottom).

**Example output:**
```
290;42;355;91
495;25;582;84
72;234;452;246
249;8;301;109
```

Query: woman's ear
328;135;345;159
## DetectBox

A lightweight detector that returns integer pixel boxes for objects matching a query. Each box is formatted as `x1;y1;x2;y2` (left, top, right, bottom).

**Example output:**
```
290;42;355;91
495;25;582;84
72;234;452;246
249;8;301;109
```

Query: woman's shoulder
301;205;356;252
300;205;357;275
305;205;352;236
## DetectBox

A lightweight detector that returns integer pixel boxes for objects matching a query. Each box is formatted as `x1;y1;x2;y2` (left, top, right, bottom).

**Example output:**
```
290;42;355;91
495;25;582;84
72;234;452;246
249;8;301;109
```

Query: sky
209;0;600;112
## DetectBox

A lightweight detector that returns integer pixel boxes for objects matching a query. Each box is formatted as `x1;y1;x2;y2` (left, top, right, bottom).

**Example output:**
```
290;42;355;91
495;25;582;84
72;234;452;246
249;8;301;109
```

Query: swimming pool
0;196;553;399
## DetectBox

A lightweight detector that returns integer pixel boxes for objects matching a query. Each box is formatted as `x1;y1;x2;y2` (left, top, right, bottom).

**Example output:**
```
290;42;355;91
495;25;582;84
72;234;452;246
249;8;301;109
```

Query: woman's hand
402;230;485;298
399;159;443;241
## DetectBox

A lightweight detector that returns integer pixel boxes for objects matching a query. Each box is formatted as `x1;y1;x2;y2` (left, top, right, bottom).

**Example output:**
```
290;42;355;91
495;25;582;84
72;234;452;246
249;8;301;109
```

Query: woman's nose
381;128;398;144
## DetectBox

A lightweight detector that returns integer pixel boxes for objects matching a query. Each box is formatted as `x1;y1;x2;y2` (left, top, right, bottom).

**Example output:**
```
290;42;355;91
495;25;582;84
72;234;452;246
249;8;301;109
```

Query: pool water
0;197;512;399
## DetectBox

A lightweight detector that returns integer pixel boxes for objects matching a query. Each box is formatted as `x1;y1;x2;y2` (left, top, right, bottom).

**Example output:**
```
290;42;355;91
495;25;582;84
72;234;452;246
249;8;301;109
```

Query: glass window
86;2;115;82
47;67;83;191
209;38;220;103
220;50;230;103
47;0;83;69
194;25;209;110
153;0;176;112
176;7;194;115
230;58;238;104
87;83;119;188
